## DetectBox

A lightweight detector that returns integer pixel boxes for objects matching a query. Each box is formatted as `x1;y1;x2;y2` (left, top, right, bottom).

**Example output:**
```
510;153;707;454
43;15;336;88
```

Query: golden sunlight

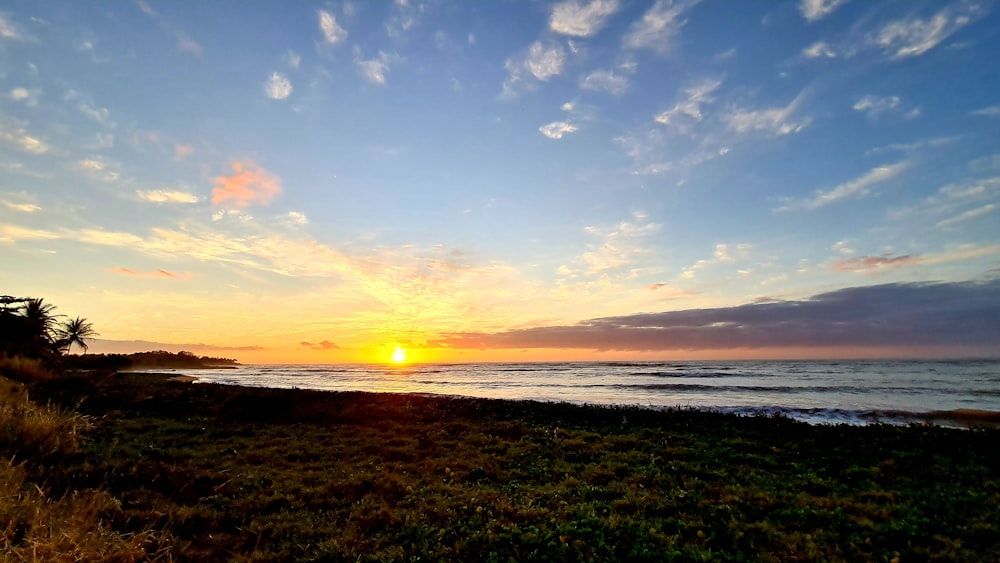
392;346;407;364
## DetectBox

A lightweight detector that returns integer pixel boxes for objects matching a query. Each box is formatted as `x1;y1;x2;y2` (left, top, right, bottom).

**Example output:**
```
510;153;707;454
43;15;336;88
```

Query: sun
391;346;407;364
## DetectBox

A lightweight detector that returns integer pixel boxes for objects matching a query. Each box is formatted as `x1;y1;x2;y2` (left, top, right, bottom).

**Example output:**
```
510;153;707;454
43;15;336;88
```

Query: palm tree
57;316;99;354
21;298;60;343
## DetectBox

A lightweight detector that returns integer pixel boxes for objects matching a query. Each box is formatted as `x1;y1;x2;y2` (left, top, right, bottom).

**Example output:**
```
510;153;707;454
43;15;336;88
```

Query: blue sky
1;0;998;362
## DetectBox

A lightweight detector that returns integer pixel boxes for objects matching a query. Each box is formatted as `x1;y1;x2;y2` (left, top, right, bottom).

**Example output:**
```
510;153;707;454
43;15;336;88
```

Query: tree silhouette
57;316;99;354
22;298;61;348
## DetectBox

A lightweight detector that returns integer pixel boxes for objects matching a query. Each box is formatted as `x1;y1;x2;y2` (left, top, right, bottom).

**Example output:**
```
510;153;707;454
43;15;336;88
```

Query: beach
21;371;1000;561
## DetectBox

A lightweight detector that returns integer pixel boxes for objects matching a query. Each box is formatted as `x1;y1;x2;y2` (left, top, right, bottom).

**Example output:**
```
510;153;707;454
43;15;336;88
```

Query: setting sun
391;346;406;364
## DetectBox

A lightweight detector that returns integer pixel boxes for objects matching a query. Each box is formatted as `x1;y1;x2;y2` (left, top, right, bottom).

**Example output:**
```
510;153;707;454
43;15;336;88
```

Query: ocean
175;360;1000;427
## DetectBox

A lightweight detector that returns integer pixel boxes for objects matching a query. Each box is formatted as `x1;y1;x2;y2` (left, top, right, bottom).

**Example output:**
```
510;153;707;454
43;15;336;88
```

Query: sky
1;0;999;363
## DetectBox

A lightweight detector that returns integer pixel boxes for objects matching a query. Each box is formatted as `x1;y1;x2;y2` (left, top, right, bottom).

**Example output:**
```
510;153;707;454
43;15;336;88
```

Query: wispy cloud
64;90;115;128
0;13;30;41
0;124;48;154
265;72;293;99
569;212;662;275
0;224;59;244
681;242;752;279
853;94;899;117
936;203;995;229
299;340;339;350
287;211;308;225
212;160;282;208
579;68;629;95
776;161;908;211
76;157;120;182
726;92;810;137
550;0;619;37
136;0;201;54
174;144;195;161
872;5;981;59
353;48;397;85
655;79;721;126
9;87;41;106
286;50;301;69
802;41;836;59
831;254;918;273
501;41;566;99
971;105;1000;117
0;198;40;213
800;0;848;22
136;189;201;204
318;10;347;44
622;0;693;54
112;267;195;280
539;121;578;139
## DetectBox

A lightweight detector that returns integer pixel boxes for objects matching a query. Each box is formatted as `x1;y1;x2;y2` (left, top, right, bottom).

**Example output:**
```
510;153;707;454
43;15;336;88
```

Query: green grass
17;372;1000;561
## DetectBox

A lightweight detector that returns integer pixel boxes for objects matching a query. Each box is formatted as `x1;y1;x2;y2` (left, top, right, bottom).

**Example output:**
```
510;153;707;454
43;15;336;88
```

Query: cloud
318;10;347;44
802;41;836;59
972;105;1000;117
112;267;195;280
776;161;908;211
575;212;661;275
799;0;848;22
354;48;396;85
726;99;810;137
0;224;59;244
832;240;855;255
579;69;629;95
0;13;29;41
287;211;308;225
265;72;293;99
174;144;195;161
0;199;40;213
550;0;619;37
680;242;751;279
936;203;995;229
286;50;301;69
76;157;120;182
872;5;980;59
0;124;48;154
299;340;339;350
853;94;900;117
622;0;692;54
212;160;282;208
655;79;721;126
831;254;919;273
136;189;201;204
430;280;1000;351
501;41;566;99
9;87;41;106
539;121;578;139
136;0;201;54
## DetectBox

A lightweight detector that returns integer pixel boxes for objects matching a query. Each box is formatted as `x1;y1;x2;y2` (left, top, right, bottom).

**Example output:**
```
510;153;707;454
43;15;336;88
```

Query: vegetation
123;350;239;369
0;295;98;380
0;376;164;559
22;372;1000;561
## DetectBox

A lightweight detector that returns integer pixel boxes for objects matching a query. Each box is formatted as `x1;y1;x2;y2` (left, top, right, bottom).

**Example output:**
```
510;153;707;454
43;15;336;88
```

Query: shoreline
155;370;1000;429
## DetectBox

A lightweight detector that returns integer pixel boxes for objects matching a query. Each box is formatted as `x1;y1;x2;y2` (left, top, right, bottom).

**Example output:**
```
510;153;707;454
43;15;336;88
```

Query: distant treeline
65;350;239;371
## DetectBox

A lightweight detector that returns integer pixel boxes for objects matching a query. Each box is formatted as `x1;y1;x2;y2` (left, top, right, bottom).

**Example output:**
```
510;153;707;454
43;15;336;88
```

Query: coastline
27;371;1000;560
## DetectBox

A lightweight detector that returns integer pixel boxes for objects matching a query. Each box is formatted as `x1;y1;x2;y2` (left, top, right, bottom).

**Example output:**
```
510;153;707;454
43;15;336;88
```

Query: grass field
6;371;1000;561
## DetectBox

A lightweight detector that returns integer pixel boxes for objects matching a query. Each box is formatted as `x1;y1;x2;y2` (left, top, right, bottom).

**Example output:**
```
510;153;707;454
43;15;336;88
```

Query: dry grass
0;375;166;561
0;377;84;461
0;355;55;384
